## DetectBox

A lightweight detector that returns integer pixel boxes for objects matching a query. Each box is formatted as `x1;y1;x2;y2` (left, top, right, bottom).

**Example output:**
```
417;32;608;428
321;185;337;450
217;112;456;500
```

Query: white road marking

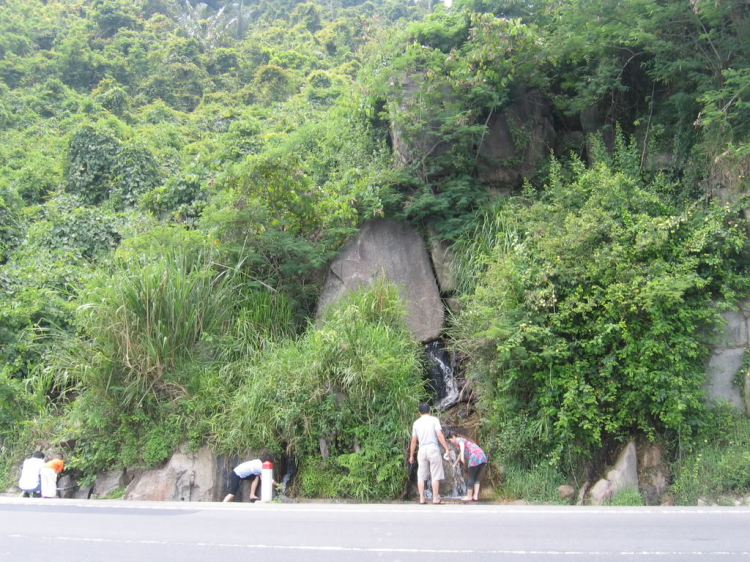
3;534;750;556
1;497;750;515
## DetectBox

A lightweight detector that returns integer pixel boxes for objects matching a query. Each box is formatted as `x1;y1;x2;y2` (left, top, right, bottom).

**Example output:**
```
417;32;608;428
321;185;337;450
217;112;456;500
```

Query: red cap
262;461;273;469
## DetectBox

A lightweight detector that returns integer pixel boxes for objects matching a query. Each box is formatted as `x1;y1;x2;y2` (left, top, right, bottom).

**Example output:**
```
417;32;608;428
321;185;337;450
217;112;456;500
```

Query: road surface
0;497;749;561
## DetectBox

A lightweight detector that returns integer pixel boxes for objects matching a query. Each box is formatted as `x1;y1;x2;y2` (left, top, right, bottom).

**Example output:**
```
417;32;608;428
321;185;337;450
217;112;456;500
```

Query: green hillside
1;0;749;503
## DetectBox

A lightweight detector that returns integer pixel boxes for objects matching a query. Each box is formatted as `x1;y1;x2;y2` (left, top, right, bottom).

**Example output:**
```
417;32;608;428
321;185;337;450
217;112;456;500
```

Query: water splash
424;341;459;410
422;449;467;500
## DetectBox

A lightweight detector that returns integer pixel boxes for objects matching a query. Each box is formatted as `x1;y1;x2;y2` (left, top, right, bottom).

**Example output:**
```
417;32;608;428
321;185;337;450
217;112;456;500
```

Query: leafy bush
453;157;750;466
23;194;121;260
65;122;159;208
0;184;23;262
0;366;39;444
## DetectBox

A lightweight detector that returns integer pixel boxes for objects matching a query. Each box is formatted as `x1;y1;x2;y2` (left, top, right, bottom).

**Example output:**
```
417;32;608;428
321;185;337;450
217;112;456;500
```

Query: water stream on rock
278;456;297;499
424;341;459;411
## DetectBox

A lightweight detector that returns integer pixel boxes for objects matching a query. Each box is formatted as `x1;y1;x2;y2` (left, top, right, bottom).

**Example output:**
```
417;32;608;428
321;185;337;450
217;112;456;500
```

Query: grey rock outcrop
704;305;750;413
124;446;226;502
93;469;133;499
477;89;556;192
317;219;444;343
56;475;80;499
389;73;454;172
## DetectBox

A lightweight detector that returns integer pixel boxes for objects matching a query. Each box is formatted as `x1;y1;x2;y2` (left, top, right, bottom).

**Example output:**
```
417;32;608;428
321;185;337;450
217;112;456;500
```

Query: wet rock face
477;89;557;192
424;342;459;410
317;219;444;343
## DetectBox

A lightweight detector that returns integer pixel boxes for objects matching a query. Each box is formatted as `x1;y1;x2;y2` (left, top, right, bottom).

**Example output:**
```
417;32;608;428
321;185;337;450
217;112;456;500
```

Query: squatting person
223;451;278;502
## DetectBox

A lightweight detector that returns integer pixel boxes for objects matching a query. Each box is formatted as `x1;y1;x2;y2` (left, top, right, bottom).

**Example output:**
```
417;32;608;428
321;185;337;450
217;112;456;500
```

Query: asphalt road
0;498;749;561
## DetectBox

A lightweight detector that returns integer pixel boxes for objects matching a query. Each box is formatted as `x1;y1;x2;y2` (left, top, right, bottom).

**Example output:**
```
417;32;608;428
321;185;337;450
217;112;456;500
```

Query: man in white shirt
18;451;45;497
223;452;278;502
408;403;450;504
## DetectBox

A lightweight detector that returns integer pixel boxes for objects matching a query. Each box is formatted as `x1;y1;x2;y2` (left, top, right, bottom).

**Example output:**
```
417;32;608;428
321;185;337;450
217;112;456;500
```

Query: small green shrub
609;488;644;506
100;487;126;500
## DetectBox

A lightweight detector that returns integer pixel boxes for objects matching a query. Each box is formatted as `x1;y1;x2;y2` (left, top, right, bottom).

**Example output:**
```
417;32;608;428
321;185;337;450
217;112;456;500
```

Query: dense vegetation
1;0;749;502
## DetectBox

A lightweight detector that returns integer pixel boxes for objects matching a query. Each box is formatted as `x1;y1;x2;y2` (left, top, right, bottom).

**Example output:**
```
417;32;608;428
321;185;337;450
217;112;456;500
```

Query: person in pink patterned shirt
446;429;488;502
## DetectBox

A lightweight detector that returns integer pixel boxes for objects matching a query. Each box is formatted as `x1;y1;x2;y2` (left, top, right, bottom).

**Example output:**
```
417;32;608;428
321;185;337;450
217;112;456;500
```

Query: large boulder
124;446;227;502
588;478;612;506
317;219;444;343
588;440;639;505
477;89;556;193
557;484;575;502
606;440;638;493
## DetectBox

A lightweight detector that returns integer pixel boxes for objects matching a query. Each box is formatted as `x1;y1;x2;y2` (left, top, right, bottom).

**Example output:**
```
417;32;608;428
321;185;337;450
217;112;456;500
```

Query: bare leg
432;479;440;504
222;494;235;503
417;480;426;503
249;476;260;500
473;482;481;501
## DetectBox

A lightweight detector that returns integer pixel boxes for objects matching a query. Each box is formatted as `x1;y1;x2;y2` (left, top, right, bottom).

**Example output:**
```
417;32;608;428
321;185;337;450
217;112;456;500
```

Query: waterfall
424;341;459;410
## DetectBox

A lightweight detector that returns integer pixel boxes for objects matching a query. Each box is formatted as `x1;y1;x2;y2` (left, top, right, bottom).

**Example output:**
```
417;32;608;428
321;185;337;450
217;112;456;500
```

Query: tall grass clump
74;247;241;409
450;198;519;296
499;461;568;503
215;280;426;500
215;289;293;361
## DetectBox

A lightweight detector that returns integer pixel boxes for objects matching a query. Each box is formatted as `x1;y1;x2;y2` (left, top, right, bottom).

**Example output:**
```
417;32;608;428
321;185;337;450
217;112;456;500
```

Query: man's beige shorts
417;448;445;481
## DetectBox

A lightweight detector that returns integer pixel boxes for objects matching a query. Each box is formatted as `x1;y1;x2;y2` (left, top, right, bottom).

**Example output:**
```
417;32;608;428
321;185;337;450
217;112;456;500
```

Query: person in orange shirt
40;454;64;498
